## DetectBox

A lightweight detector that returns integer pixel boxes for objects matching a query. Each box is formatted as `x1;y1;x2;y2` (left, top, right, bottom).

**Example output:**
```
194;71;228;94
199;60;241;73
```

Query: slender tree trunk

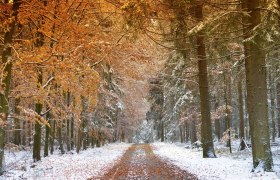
66;120;70;151
14;98;21;145
161;121;164;142
50;120;55;154
190;120;197;144
223;72;232;153
66;92;71;151
277;83;280;137
96;137;101;148
276;63;280;138
214;99;221;141
28;122;32;146
70;116;74;150
244;91;250;140
194;3;216;158
180;126;183;143
269;73;276;142
32;0;47;160
21;121;26;146
82;119;88;150
44;111;50;157
185;122;189;143
76;122;82;153
58;123;65;154
33;69;43;162
32;121;42;160
238;76;246;150
243;0;273;171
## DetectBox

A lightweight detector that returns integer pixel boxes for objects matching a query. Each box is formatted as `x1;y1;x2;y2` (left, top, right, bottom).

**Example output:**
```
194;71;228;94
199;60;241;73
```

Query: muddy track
90;144;197;180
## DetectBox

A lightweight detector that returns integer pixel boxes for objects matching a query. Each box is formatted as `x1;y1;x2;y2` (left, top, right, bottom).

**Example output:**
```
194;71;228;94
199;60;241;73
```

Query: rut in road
91;144;197;180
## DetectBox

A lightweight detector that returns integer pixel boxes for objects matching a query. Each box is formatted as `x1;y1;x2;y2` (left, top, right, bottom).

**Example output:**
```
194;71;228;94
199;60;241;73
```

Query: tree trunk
190;120;197;144
21;121;26;146
32;0;47;160
269;73;276;142
214;99;221;141
14;98;21;145
66;92;71;151
76;122;82;153
50;120;55;154
243;0;273;171
33;69;43;162
66;119;70;151
238;76;245;150
32;120;41;160
223;72;232;153
194;3;216;158
58;123;65;154
185;122;189;143
180;126;183;143
161;121;164;142
277;82;280;137
0;0;21;173
82;119;88;150
44;111;50;157
70;116;74;150
244;91;250;140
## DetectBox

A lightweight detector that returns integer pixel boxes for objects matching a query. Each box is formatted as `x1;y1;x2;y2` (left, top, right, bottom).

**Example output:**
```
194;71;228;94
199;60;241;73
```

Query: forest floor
1;143;130;179
152;141;280;180
2;141;280;179
92;144;197;179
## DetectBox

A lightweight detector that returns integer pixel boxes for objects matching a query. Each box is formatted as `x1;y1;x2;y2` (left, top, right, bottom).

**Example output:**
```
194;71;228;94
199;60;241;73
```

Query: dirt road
91;144;197;180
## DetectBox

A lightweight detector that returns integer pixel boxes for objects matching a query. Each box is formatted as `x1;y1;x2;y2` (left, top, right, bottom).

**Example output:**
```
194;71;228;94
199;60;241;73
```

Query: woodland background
1;0;280;174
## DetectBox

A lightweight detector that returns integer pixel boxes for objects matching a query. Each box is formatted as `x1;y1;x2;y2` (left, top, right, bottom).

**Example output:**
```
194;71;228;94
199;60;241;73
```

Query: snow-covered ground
152;141;280;180
1;143;131;180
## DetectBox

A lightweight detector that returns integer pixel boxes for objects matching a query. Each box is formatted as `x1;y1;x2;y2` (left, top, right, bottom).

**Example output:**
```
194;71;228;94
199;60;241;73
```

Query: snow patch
152;142;279;180
1;143;131;179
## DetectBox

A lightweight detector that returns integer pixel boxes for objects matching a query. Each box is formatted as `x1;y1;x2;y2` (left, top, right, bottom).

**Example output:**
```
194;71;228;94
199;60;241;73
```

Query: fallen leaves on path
90;144;197;180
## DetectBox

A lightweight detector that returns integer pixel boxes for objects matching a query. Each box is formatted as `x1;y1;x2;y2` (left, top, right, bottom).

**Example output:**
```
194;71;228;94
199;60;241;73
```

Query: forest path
91;144;197;180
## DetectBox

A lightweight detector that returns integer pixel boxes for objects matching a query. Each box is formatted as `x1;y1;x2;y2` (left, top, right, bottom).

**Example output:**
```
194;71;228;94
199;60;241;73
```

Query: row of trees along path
1;0;279;175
